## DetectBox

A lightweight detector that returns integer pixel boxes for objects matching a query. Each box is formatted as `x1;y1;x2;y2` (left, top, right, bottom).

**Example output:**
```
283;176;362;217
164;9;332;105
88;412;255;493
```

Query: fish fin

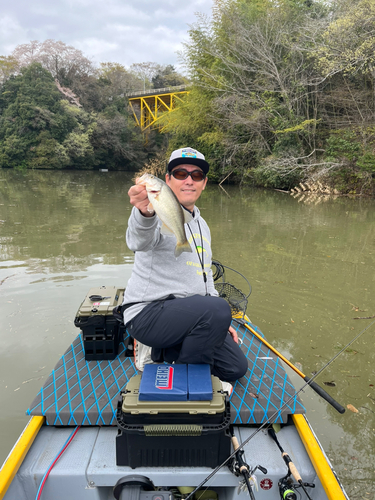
175;241;193;258
182;209;193;224
147;202;154;212
160;223;175;236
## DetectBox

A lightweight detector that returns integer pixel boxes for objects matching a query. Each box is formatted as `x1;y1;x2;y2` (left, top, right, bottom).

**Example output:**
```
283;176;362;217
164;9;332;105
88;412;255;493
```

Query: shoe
220;381;233;396
134;339;153;372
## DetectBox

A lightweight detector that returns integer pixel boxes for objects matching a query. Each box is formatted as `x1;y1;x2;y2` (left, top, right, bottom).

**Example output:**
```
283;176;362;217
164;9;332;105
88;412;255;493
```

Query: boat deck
26;320;305;426
4;420;328;500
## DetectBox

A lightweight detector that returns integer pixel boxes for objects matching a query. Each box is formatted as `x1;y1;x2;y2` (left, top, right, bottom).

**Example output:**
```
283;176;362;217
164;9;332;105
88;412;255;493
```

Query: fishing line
185;317;375;499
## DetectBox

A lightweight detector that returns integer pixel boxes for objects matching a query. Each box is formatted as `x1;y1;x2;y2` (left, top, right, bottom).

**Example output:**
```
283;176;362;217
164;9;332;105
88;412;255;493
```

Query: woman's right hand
128;184;154;217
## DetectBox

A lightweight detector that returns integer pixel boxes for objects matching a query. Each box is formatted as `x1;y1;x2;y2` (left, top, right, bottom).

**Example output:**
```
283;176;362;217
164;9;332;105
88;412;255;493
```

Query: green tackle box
74;286;125;360
116;375;231;468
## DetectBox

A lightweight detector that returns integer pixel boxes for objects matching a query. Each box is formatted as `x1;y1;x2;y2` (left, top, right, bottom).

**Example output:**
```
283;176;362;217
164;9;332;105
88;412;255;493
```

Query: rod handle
282;453;302;482
231;435;240;451
304;376;345;414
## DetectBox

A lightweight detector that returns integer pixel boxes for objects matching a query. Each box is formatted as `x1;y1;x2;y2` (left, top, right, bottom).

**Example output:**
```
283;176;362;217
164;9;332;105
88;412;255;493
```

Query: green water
1;169;374;498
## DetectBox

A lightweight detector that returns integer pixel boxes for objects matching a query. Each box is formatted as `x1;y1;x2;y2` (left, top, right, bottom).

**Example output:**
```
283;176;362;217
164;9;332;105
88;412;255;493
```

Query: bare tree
11;39;95;80
129;62;162;90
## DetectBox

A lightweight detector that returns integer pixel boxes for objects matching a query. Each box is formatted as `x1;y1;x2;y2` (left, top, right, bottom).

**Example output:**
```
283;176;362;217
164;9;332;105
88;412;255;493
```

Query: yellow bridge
127;85;189;131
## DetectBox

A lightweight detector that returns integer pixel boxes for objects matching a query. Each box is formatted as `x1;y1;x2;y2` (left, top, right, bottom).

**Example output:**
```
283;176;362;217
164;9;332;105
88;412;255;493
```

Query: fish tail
175;241;193;258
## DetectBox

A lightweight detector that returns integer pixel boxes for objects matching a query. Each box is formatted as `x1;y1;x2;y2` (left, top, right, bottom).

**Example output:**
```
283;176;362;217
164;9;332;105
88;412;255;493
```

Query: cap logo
182;152;197;158
155;365;174;390
181;148;197;158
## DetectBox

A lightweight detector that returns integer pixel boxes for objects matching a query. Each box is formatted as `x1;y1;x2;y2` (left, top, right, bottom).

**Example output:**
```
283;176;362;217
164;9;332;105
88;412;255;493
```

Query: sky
0;0;214;71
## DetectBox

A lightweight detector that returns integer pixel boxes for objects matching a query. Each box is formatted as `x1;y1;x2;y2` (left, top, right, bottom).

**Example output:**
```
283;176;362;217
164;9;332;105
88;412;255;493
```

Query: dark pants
127;295;248;382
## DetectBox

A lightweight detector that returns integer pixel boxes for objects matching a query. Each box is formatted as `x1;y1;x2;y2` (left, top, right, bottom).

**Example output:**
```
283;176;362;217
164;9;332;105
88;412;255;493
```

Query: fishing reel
228;448;268;500
279;476;297;500
278;475;315;500
228;448;267;478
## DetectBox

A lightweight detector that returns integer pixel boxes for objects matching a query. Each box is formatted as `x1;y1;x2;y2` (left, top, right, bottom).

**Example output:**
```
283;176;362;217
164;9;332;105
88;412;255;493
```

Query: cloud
0;15;29;54
0;0;213;69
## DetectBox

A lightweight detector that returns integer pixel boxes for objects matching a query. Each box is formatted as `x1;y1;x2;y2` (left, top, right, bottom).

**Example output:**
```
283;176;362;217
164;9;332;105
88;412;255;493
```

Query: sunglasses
171;169;206;182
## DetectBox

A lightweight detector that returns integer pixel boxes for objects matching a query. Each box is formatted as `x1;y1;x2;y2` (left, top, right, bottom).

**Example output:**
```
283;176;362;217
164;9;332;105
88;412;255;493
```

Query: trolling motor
113;475;175;500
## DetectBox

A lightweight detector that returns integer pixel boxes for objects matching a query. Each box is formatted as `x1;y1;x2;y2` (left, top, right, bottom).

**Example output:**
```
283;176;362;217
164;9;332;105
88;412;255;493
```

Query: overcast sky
0;0;214;71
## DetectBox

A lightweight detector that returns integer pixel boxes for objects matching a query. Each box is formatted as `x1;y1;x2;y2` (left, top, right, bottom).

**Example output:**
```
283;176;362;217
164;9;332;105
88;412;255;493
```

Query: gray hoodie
123;205;218;324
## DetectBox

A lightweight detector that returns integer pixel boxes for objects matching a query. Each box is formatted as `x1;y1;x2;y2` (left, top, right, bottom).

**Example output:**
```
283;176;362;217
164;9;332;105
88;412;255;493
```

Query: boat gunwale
0;416;45;500
292;413;349;500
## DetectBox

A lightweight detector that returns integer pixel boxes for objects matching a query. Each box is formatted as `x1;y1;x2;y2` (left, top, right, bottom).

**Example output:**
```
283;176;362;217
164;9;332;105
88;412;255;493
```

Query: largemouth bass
136;173;193;258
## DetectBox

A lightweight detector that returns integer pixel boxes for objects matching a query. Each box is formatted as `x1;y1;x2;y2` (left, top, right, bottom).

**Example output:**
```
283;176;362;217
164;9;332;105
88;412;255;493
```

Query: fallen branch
219;169;234;186
0;274;15;286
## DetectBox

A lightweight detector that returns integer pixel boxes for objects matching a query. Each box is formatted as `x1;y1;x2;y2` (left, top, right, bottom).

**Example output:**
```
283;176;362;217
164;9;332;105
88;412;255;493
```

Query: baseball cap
167;147;209;174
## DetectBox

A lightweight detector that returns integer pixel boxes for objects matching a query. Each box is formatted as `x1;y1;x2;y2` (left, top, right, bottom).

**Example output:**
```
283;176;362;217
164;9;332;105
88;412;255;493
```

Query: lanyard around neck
187;220;208;295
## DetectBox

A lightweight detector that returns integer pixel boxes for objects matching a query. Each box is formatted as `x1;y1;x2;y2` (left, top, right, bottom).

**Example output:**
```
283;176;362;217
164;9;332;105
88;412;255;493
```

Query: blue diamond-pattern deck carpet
26;320;305;426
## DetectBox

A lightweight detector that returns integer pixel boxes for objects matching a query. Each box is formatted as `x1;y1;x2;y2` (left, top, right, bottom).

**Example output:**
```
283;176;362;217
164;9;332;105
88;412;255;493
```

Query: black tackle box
74;286;125;360
116;374;231;468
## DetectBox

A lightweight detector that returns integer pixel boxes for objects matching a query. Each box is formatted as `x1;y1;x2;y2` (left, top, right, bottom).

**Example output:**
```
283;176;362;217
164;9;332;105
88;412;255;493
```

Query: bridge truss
127;86;189;132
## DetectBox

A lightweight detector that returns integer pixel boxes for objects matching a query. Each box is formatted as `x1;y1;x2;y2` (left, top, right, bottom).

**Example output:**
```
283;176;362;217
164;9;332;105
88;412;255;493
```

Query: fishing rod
229;432;267;500
234;316;346;414
213;261;345;413
268;427;314;500
185;317;375;500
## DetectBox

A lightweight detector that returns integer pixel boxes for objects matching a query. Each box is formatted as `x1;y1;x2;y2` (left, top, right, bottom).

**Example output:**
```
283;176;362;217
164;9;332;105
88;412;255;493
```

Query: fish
136;173;193;258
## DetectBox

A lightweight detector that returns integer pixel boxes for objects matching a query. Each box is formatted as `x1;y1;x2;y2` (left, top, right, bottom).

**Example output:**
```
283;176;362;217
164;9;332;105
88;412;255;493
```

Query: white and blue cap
168;147;209;174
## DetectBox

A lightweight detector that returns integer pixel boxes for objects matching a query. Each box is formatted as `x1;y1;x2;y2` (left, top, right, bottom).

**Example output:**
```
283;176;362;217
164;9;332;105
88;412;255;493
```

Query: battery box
116;373;231;468
74;286;125;360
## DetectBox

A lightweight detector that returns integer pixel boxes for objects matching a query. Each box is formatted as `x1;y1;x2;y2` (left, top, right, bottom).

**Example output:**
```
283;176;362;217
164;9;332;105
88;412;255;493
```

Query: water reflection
0;169;374;497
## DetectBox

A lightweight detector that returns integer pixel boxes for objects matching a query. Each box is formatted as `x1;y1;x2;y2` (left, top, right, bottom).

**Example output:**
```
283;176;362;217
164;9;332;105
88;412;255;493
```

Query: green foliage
0;61;147;170
158;0;375;192
2;16;375;194
356;152;375;172
151;65;185;88
325;131;361;163
317;0;375;77
0;55;19;83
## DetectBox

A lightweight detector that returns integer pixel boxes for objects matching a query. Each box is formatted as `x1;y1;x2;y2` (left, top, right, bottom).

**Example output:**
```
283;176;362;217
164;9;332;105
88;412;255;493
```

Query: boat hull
0;319;349;499
1;415;348;500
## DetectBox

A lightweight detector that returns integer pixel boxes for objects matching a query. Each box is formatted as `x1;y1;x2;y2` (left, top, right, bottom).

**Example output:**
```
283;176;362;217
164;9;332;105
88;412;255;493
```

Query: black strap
112;302;142;323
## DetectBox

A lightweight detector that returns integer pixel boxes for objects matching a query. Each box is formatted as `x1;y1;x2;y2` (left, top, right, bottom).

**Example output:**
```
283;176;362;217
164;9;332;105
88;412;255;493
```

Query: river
1;169;374;498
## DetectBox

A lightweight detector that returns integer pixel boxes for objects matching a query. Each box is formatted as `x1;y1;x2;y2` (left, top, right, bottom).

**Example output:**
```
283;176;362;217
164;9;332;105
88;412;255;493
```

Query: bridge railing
126;85;187;98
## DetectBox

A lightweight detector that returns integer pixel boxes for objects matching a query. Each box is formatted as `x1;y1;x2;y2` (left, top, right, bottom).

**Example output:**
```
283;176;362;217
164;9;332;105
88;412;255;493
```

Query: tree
164;0;328;184
11;39;95;83
129;62;162;90
317;0;375;79
0;63;77;169
99;62;144;93
151;65;185;89
0;56;18;83
10;39;97;111
0;62;147;171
